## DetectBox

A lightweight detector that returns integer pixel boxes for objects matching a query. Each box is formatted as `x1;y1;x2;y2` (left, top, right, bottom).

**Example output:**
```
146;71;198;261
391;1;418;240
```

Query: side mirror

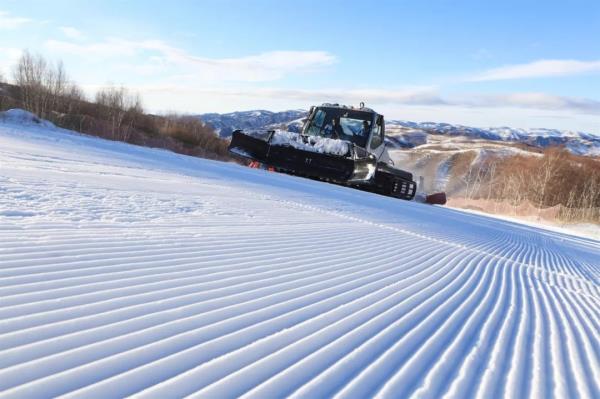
377;114;385;139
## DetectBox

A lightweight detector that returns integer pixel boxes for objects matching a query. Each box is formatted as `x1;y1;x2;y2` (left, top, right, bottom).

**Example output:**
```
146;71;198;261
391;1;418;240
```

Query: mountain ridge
197;109;600;156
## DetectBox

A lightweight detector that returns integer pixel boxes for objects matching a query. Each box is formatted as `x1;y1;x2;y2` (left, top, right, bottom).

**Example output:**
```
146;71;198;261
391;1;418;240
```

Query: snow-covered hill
385;120;600;157
1;110;599;398
197;110;600;156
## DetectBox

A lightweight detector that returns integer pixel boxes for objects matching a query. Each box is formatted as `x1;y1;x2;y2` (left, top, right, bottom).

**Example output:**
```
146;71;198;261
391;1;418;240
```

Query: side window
370;119;383;149
306;110;326;136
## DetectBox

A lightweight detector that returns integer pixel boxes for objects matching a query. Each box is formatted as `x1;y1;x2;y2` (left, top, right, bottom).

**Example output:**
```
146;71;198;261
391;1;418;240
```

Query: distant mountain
197;110;306;138
384;120;600;156
197;110;600;157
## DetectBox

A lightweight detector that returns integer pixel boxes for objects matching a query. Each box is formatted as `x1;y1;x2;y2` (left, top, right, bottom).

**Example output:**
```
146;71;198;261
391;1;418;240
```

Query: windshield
303;108;373;147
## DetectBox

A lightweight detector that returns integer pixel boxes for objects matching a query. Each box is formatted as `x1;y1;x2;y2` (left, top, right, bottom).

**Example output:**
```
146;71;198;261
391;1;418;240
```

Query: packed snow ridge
271;130;350;156
1;109;599;398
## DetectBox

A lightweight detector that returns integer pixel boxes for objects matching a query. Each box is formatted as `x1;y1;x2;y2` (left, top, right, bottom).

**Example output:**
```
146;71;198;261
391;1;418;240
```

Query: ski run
0;110;599;398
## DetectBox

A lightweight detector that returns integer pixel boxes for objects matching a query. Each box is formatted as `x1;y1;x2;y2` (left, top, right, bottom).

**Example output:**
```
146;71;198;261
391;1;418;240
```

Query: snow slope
1;111;599;398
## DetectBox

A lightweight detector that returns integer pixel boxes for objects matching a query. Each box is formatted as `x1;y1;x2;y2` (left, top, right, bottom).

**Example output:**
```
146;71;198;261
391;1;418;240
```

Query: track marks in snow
1;119;599;398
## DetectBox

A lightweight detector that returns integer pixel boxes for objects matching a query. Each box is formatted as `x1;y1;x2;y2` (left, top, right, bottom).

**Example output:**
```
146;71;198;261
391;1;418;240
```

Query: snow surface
270;130;350;156
1;111;599;398
446;205;600;241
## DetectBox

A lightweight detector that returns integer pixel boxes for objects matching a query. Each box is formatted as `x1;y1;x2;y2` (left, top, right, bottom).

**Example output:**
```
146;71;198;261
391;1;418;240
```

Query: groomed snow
0;112;599;398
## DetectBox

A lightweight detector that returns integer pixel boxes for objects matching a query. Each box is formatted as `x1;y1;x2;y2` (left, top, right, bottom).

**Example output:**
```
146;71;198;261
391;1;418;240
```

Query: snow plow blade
229;129;373;182
229;129;271;164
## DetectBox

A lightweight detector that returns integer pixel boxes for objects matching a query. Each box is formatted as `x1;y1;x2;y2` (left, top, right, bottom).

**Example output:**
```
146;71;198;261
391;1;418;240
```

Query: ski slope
1;111;599;398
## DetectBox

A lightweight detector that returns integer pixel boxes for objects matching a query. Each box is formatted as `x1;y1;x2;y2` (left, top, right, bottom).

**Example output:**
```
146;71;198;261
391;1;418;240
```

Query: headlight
366;160;377;180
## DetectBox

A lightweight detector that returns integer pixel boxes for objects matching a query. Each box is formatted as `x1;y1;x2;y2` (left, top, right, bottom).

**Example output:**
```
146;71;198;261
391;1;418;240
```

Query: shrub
469;148;600;222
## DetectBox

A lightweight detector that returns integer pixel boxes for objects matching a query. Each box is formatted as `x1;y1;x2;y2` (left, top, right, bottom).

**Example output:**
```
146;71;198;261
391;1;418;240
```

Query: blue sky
0;0;599;132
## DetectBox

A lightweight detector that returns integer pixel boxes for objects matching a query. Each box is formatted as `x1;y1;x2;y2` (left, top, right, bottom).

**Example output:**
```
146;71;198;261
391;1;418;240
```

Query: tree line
456;148;600;223
0;51;230;160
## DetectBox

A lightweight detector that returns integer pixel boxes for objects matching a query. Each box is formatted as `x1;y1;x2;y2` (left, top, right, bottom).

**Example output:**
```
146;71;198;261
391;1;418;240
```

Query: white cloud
59;26;86;40
0;10;31;29
45;38;336;82
75;81;596;131
180;87;443;105
132;85;600;115
470;59;600;81
40;36;598;131
46;38;141;57
0;47;22;76
0;47;22;61
459;92;600;113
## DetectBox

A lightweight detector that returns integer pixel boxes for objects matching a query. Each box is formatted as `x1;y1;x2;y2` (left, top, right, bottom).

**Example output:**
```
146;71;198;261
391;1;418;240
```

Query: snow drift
270;130;350;156
0;108;55;128
0;110;599;398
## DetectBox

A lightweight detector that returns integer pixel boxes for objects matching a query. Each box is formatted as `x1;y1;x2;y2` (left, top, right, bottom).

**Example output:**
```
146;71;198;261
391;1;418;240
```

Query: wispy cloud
46;38;151;57
45;38;336;82
0;47;22;75
469;59;600;81
40;35;600;123
458;92;600;114
59;26;86;40
133;85;600;114
188;87;444;105
0;10;31;29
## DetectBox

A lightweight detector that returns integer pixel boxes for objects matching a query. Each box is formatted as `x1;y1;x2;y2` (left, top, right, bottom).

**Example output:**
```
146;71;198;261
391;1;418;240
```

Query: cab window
305;109;326;136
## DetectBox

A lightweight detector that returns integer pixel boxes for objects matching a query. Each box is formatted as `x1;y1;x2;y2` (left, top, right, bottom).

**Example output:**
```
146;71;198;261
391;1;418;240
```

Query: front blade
228;130;271;162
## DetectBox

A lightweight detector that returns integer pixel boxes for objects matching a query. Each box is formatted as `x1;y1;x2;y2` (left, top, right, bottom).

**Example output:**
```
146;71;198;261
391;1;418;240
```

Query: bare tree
64;83;85;115
50;61;68;112
533;151;561;209
95;85;143;140
12;51;69;119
